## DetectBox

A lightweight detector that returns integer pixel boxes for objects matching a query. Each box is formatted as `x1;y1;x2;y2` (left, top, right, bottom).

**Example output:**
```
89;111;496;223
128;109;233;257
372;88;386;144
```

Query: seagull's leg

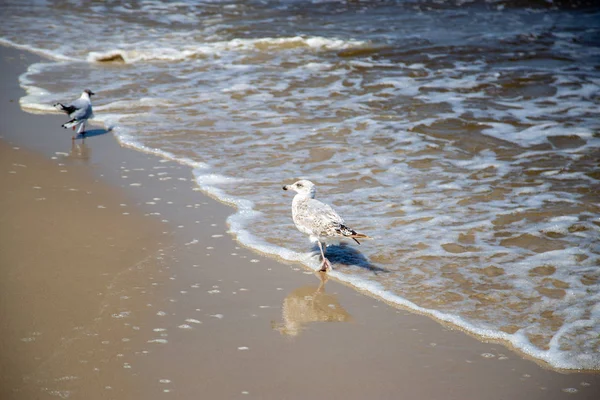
317;241;332;272
316;273;328;292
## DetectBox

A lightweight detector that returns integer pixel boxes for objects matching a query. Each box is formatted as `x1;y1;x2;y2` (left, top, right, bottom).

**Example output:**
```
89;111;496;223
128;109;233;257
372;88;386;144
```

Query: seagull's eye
297;183;303;188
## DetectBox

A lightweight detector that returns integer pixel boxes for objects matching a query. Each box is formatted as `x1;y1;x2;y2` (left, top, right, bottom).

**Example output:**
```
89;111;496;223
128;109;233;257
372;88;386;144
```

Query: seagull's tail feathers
338;224;371;245
62;119;77;129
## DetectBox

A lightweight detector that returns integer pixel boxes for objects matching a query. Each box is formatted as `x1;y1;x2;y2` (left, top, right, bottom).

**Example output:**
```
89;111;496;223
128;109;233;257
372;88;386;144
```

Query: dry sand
1;45;599;400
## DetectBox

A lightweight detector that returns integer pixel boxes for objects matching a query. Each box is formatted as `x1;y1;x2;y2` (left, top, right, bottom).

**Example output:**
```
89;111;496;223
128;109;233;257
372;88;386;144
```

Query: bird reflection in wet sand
272;274;352;337
68;139;91;164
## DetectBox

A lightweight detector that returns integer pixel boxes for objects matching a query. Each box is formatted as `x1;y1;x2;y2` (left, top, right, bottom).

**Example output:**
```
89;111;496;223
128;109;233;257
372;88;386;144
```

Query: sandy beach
1;45;599;399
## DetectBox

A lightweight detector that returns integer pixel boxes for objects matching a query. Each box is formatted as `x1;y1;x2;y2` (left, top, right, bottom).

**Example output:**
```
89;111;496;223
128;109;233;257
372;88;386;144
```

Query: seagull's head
83;89;95;97
283;179;316;198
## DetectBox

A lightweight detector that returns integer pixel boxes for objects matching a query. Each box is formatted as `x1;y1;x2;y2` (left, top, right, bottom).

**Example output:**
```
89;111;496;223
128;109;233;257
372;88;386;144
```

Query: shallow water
1;0;599;370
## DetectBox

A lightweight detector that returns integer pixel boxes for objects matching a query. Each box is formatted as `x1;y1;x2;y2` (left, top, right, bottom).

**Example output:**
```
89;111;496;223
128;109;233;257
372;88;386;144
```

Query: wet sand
1;45;599;399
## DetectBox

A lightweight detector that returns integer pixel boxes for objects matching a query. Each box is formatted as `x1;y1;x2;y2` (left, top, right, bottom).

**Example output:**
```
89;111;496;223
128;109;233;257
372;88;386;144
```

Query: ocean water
1;0;599;370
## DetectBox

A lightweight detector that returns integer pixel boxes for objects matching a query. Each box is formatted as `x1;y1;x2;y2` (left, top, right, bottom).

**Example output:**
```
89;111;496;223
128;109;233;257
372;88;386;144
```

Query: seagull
283;179;369;272
54;89;95;139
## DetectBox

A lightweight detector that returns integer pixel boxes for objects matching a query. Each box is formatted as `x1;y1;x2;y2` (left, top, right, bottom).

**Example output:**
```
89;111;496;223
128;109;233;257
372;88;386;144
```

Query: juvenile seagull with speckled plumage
283;179;369;272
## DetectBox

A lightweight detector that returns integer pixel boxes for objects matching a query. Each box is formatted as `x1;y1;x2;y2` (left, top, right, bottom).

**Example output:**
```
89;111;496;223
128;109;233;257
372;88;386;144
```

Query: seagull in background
283;179;369;272
54;89;95;139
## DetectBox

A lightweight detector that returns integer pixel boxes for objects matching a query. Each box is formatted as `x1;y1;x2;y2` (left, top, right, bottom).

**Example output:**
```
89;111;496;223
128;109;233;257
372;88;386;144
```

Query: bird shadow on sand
73;128;111;140
311;243;389;274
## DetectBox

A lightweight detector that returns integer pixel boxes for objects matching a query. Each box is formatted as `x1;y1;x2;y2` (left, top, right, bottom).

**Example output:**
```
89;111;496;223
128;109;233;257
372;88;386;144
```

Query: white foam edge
86;36;368;64
191;170;312;264
87;48;199;64
17;62;73;114
113;130;209;171
0;38;78;62
198;163;598;370
226;36;367;51
328;273;599;370
231;216;599;370
14;61;213;178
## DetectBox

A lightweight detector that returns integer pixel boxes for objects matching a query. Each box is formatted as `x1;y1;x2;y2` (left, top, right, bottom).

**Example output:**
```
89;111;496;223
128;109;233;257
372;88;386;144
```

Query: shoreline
5;40;598;373
1;44;599;399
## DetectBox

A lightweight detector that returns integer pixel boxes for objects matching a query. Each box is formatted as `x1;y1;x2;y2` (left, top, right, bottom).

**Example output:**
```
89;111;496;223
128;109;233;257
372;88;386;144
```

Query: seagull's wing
67;98;92;120
296;199;345;236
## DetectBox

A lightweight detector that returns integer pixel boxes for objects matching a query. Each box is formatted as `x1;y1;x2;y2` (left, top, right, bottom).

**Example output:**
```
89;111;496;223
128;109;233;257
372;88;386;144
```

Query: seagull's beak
89;91;95;96
282;185;289;191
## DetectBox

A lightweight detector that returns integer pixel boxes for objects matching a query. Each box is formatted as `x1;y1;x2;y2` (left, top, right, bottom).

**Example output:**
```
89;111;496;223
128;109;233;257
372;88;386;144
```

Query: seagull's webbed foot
319;257;332;272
